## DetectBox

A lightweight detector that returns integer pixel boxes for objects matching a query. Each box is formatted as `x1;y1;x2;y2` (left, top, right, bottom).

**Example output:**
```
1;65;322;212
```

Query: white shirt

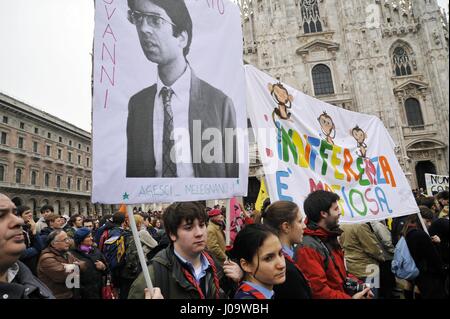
7;263;19;283
153;65;194;177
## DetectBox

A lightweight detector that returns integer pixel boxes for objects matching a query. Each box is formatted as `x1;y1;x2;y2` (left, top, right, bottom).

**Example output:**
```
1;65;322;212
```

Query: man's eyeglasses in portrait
127;10;176;29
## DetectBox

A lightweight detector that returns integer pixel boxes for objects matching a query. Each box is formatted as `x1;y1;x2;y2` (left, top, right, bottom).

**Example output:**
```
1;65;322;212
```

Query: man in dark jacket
0;193;54;299
294;191;372;299
128;201;242;299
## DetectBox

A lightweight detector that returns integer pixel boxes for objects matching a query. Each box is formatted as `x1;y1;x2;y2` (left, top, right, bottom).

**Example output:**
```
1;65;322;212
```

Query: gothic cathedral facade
239;0;449;190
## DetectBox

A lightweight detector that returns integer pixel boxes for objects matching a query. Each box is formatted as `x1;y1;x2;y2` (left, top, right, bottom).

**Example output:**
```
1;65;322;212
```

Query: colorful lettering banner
245;65;419;223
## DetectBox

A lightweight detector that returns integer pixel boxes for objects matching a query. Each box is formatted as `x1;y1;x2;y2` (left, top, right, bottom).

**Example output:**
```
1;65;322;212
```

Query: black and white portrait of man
125;0;239;178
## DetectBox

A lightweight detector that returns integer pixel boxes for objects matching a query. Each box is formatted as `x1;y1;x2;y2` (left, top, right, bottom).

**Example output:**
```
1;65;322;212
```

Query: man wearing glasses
0;193;54;299
37;229;86;299
126;0;239;178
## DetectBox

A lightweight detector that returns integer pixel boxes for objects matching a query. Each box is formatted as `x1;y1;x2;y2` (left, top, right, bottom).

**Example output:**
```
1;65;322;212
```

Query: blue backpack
102;230;126;271
391;236;420;280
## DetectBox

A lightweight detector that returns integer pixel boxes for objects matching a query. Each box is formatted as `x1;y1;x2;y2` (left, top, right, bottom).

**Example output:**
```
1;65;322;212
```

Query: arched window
393;46;413;76
0;165;4;182
31;171;37;185
301;0;323;34
405;98;424;126
312;64;334;95
15;168;22;184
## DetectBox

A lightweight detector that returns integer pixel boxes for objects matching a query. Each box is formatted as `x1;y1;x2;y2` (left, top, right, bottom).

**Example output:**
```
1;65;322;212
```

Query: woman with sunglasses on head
230;224;286;299
261;201;312;299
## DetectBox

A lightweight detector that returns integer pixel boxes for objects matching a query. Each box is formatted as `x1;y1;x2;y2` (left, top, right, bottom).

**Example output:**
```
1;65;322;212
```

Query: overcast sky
0;0;447;133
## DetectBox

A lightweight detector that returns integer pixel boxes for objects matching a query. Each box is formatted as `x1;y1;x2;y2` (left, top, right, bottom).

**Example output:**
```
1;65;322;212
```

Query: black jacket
70;247;107;299
406;228;446;299
20;224;44;275
0;261;54;299
274;254;312;299
128;245;234;299
126;72;238;178
38;227;56;248
429;218;449;265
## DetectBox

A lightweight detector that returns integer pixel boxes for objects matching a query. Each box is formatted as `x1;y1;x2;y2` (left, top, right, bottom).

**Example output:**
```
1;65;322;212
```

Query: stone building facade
0;93;113;217
238;0;449;190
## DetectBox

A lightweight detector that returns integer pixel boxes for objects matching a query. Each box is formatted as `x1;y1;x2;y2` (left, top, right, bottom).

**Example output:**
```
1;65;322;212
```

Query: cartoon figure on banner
268;82;294;126
318;111;336;145
351;125;368;158
351;125;377;184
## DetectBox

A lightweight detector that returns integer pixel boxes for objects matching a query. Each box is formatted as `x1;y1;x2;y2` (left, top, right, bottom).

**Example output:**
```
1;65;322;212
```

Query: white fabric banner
245;65;418;223
92;0;248;204
425;173;449;195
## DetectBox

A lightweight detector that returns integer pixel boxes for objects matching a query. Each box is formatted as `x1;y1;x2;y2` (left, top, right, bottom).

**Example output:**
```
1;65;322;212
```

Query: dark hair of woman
229;224;276;277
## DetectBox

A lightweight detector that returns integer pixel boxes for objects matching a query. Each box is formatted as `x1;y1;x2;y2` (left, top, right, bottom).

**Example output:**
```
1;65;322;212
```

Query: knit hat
208;209;222;218
74;227;92;246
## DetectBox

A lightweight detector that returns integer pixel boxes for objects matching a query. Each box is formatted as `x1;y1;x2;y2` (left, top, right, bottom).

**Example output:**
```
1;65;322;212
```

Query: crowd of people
0;189;448;299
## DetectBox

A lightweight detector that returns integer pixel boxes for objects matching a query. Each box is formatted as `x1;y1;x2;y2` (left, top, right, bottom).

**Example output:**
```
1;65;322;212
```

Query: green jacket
340;223;385;279
128;245;230;299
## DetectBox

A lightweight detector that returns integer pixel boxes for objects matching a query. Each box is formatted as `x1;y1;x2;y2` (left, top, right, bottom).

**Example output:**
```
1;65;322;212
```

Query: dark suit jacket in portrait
126;72;239;178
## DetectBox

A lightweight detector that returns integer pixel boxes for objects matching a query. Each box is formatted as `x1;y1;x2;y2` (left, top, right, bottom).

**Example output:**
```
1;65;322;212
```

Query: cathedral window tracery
392;46;413;76
301;0;323;34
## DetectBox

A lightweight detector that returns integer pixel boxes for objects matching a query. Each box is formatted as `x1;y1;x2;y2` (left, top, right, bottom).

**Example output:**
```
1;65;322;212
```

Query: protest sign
92;0;248;204
245;65;418;223
425;173;449;195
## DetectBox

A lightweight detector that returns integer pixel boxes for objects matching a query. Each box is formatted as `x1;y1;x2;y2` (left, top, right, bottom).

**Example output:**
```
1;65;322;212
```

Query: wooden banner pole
126;205;154;294
225;198;231;246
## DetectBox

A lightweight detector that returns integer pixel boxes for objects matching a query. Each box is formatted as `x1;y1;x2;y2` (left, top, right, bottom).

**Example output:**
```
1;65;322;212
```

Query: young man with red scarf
294;190;373;299
128;201;242;299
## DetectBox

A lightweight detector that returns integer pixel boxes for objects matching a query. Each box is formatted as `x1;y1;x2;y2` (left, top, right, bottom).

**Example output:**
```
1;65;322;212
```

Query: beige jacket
340;223;385;279
37;247;86;299
207;222;227;265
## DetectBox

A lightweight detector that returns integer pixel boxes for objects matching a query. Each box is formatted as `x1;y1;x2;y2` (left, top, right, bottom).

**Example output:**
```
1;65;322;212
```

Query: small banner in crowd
425;173;449;195
255;178;269;212
92;0;248;204
245;65;418;223
229;197;243;243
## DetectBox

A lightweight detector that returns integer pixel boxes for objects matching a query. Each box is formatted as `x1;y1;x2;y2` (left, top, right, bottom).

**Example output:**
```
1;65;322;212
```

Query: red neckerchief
179;252;220;299
236;282;267;299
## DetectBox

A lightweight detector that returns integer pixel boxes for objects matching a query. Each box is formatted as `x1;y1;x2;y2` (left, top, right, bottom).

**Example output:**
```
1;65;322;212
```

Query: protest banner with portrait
92;0;248;204
245;65;419;223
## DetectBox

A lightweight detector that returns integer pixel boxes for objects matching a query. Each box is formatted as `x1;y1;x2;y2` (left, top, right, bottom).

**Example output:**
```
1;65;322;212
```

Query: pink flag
229;198;244;244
